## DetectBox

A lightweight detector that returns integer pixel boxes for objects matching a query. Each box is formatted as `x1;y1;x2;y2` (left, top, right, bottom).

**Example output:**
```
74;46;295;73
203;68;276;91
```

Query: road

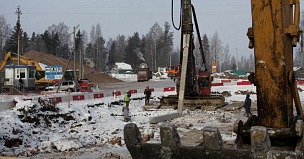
100;79;176;92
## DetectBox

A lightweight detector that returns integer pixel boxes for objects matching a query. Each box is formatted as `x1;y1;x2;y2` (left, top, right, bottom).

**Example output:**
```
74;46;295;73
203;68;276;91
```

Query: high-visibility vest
124;93;130;102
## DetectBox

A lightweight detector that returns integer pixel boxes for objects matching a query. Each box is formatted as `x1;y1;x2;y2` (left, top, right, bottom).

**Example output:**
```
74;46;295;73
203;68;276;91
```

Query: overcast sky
1;0;304;59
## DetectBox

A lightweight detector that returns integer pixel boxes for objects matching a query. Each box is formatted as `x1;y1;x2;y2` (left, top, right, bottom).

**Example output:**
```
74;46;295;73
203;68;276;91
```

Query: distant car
45;80;80;92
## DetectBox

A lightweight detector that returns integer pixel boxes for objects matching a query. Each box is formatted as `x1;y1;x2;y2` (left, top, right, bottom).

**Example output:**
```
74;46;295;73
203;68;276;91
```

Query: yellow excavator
0;52;54;85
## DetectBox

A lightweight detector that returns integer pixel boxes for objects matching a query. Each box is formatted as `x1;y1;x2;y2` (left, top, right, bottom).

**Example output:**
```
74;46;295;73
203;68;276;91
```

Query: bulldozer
124;0;304;158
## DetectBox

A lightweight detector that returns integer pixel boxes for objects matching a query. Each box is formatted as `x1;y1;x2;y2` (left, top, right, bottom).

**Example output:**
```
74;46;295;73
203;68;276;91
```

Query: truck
167;65;180;78
137;63;152;82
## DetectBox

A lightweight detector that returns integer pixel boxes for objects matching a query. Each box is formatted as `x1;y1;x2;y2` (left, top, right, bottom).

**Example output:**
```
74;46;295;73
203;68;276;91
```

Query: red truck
137;63;152;82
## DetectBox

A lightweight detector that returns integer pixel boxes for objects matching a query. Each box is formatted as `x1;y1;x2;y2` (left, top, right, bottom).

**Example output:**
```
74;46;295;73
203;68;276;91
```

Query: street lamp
73;24;80;92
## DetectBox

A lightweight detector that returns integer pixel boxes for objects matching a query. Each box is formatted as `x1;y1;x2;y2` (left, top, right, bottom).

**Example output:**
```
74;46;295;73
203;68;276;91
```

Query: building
2;65;36;93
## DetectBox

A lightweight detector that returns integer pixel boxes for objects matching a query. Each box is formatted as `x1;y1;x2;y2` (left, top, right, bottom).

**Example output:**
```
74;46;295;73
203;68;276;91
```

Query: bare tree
90;25;96;44
231;55;236;70
47;22;71;47
147;22;162;70
194;38;202;72
202;34;211;70
95;23;103;71
209;31;223;72
249;53;255;72
0;15;12;59
222;44;231;71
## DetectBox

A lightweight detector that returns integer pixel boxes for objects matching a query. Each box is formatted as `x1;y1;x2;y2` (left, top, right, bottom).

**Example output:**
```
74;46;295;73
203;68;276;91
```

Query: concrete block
124;107;130;122
160;124;181;147
202;127;223;150
250;126;271;158
160;124;181;158
149;113;179;124
0;101;15;111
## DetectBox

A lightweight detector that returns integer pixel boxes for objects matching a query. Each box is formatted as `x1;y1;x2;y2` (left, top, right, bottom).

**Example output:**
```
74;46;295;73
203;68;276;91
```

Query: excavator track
160;94;226;110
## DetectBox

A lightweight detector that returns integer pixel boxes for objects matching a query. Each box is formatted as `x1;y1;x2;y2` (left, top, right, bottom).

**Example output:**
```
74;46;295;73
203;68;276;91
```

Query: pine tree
21;32;29;54
125;32;141;69
5;24;23;53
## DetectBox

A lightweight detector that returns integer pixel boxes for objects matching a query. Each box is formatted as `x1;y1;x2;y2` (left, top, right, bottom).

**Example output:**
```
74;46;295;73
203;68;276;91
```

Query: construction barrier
297;81;304;85
72;95;85;101
237;81;252;85
129;89;138;94
112;91;121;96
221;80;231;83
49;97;62;103
211;83;223;86
80;86;93;92
94;93;104;99
164;87;175;92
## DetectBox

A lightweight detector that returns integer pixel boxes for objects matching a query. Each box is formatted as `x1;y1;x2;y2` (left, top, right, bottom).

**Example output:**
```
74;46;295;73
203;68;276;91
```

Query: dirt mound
22;50;122;84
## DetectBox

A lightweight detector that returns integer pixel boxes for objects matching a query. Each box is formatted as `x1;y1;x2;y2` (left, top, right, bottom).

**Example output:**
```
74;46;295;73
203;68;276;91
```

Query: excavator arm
0;52;12;71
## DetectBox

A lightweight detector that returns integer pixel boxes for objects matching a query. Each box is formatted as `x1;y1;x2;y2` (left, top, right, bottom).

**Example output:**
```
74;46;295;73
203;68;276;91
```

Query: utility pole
15;6;22;66
73;25;80;92
79;37;82;79
236;47;238;70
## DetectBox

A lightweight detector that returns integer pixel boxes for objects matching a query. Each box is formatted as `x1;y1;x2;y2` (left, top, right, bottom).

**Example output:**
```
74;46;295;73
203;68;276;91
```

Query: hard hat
126;90;130;92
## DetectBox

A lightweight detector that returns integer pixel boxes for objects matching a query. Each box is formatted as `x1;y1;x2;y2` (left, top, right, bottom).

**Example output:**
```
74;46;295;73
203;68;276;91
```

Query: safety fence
21;87;177;104
211;80;252;86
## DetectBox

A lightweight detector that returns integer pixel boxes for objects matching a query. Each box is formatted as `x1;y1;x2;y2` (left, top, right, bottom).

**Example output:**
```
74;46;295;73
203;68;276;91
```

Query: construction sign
212;61;216;73
45;66;63;79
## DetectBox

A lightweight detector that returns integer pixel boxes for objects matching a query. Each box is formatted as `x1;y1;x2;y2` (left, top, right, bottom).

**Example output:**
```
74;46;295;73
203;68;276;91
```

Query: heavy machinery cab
35;70;45;80
167;65;180;78
197;71;211;96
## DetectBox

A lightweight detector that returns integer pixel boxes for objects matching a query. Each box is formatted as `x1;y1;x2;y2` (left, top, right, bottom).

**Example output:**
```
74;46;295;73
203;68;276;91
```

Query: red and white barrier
94;93;104;99
112;91;121;96
297;81;304;85
129;90;138;94
237;81;252;85
164;87;175;92
211;80;252;86
211;83;223;86
72;95;85;101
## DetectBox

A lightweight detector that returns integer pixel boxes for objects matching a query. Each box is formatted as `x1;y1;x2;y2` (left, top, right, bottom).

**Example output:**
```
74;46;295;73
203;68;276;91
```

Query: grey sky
1;0;304;59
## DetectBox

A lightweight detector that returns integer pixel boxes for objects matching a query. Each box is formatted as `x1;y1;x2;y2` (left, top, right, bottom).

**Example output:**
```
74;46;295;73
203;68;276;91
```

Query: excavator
0;51;54;86
160;0;225;110
124;0;304;158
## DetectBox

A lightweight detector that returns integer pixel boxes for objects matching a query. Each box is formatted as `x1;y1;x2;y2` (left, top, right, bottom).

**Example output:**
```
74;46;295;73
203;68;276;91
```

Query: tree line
0;14;255;73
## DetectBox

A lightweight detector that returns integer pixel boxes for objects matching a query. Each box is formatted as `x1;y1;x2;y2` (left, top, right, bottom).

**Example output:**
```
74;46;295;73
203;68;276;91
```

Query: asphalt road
100;79;176;92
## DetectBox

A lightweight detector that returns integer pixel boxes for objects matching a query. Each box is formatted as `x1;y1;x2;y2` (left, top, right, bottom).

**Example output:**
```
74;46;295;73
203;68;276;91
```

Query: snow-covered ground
1;74;304;158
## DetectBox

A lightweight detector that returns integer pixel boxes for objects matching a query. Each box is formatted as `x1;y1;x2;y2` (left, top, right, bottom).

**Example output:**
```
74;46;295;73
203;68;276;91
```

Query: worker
124;90;131;108
144;86;151;105
244;94;252;117
19;77;23;91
